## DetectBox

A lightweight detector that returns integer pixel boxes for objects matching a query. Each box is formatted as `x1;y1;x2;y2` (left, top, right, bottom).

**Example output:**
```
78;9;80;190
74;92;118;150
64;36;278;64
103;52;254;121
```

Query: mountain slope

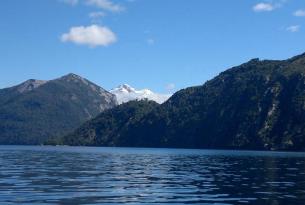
57;53;305;150
110;84;171;104
0;79;47;106
57;100;159;146
0;73;117;145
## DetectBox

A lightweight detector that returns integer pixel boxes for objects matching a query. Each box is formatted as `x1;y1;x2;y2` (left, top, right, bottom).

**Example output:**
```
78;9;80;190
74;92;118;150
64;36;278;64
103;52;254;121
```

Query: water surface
0;146;305;204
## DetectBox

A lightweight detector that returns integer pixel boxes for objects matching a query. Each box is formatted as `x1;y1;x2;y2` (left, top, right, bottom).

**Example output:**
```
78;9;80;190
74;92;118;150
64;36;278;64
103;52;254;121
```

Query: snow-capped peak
110;84;171;104
115;84;136;93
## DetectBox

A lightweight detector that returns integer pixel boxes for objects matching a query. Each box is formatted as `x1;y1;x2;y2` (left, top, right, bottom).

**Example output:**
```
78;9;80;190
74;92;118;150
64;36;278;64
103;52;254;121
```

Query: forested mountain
56;53;305;151
0;73;117;145
56;100;159;146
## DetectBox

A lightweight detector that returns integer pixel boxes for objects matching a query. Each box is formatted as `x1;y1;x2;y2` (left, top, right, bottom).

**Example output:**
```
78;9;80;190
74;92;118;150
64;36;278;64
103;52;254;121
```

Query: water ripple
0;146;305;204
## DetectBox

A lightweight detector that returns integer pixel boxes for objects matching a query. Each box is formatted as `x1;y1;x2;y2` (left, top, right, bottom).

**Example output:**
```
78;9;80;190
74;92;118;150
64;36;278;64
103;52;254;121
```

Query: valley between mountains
2;53;305;151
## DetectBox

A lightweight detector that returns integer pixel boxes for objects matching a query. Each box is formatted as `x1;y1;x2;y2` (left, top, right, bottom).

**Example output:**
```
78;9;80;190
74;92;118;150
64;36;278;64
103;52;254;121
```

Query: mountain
56;100;159;146
110;84;171;104
0;73;117;145
56;53;305;151
0;79;47;106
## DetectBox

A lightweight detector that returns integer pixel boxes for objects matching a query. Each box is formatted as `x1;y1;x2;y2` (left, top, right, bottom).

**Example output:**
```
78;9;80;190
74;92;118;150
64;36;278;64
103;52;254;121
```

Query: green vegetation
0;74;117;145
50;100;159;146
55;53;305;151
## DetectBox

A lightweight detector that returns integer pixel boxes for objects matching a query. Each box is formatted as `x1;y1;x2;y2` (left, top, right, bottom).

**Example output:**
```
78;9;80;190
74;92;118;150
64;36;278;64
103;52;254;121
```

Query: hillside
56;100;159;146
0;73;117;145
56;53;305;151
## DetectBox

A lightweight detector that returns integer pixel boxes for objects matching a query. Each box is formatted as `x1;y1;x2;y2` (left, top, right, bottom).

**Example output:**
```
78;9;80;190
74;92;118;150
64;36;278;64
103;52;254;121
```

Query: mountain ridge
0;73;117;145
55;53;305;151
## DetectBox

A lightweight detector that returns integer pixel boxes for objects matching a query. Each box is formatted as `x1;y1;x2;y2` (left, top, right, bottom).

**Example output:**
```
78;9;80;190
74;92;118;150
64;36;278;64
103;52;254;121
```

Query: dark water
0;146;305;205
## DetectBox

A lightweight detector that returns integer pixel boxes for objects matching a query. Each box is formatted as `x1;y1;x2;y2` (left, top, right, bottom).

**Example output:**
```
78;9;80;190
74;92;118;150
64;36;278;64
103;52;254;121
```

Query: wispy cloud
147;38;155;45
60;0;125;13
253;0;287;12
253;3;274;12
85;0;125;13
166;83;175;92
294;9;305;17
286;25;300;33
89;11;106;18
61;24;117;47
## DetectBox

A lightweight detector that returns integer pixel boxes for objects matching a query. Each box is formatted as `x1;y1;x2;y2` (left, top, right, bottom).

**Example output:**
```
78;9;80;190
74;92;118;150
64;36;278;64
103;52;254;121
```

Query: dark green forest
52;53;305;151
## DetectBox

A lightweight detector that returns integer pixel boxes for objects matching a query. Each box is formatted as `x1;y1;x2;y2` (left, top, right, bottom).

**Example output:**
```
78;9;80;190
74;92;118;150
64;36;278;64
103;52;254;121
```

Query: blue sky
0;0;304;93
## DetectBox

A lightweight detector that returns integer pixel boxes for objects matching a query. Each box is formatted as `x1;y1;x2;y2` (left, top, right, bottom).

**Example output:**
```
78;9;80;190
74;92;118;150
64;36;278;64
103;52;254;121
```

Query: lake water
0;146;305;205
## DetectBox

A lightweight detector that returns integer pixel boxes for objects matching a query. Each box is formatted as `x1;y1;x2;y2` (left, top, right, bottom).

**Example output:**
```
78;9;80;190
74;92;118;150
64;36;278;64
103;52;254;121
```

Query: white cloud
85;0;124;12
60;0;79;6
253;0;287;12
286;25;300;32
89;11;106;18
294;9;305;17
60;0;125;13
61;24;117;47
253;3;274;12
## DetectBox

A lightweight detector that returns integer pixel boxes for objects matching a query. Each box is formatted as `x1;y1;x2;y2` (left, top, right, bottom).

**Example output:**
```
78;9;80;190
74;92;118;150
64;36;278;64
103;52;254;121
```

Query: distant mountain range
54;53;305;151
0;73;117;145
2;53;305;150
110;84;171;104
0;74;171;145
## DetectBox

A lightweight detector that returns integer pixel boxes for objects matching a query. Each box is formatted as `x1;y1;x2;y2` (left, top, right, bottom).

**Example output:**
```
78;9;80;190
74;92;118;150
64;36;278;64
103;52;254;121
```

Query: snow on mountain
110;84;171;104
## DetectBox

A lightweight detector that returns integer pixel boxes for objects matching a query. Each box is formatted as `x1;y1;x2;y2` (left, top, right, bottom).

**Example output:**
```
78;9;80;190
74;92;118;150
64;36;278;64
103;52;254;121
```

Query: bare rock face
17;79;48;93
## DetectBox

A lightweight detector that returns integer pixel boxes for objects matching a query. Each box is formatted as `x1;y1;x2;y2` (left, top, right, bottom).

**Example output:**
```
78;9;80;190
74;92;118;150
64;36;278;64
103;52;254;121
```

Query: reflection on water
0;146;305;205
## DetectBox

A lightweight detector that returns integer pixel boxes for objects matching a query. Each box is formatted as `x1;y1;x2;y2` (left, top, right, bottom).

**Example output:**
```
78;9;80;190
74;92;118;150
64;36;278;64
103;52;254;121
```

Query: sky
0;0;304;93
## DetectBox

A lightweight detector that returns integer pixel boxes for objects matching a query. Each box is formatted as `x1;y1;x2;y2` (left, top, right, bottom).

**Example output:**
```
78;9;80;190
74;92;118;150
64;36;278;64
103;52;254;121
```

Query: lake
0;146;305;205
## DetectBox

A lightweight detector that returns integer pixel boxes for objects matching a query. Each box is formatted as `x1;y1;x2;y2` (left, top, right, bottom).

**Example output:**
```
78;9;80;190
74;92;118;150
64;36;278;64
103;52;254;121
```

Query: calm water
0;146;305;205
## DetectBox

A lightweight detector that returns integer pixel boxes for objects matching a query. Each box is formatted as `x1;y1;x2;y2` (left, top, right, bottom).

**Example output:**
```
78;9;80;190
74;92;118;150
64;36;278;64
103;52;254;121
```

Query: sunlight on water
0;146;305;205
